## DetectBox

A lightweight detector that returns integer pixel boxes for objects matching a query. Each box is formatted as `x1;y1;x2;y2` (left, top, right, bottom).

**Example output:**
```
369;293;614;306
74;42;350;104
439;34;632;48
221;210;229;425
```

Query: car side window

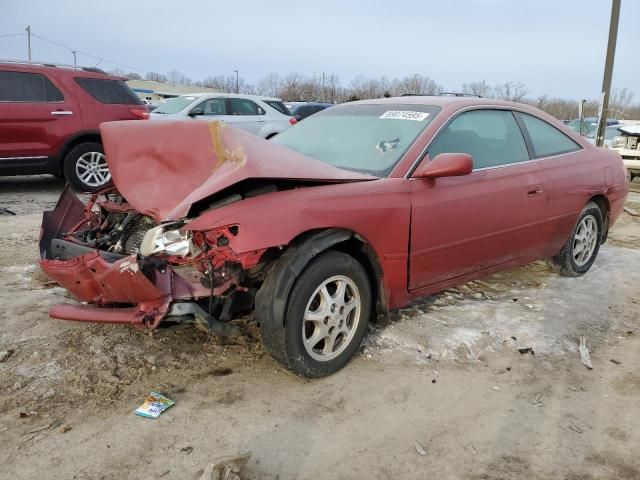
0;71;63;102
229;98;264;116
428;109;529;169
198;98;227;115
517;113;581;158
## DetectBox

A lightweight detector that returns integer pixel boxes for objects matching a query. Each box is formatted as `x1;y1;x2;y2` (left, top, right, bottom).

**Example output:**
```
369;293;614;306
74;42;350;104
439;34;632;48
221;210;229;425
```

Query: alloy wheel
573;215;598;266
75;152;111;188
302;275;361;362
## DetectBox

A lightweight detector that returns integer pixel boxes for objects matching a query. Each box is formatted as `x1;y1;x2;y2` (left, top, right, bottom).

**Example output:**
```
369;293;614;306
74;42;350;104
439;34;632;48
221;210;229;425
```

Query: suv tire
63;142;111;192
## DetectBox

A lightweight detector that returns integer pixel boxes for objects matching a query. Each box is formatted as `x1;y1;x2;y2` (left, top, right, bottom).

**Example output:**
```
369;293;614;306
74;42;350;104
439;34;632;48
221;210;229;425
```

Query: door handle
527;185;543;197
51;111;73;115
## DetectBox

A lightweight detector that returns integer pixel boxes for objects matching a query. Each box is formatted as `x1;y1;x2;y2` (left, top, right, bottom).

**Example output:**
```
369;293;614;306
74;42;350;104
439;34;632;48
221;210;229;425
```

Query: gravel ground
0;175;639;480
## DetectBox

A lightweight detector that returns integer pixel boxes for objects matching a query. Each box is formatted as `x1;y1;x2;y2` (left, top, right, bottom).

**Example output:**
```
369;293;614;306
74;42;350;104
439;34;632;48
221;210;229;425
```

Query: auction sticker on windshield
379;111;430;121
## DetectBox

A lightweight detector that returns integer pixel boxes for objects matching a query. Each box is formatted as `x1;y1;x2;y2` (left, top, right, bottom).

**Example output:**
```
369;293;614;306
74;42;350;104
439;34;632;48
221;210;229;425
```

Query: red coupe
39;96;628;377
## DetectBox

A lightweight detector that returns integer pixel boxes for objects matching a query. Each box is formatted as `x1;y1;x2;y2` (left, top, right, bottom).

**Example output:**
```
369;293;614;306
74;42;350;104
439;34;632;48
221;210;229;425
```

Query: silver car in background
151;93;296;138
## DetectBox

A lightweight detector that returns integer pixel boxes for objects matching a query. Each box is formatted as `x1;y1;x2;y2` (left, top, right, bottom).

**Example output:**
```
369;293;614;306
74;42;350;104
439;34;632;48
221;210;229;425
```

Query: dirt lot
1;175;640;480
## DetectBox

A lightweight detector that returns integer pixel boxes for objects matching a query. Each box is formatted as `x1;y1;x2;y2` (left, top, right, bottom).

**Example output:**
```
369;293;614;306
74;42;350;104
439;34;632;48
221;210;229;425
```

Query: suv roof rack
439;92;483;98
400;92;483;98
0;58;109;75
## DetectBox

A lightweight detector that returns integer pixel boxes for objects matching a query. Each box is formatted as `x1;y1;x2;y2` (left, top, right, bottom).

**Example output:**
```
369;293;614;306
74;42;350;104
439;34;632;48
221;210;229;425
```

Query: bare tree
145;71;167;83
166;70;192;87
493;81;528;102
256;73;281;97
462;81;491;97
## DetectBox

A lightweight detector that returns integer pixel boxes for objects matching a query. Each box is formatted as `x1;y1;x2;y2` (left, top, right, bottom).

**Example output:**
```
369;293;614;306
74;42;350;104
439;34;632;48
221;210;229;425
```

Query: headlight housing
140;225;193;257
612;135;627;149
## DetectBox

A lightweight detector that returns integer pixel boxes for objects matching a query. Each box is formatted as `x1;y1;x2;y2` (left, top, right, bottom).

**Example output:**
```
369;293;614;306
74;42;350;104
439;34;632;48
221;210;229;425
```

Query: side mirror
412;153;473;179
188;107;204;117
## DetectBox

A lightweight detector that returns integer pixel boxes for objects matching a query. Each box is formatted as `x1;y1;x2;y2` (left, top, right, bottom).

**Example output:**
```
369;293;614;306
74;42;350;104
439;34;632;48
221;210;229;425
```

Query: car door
514;112;586;258
227;98;265;134
409;108;547;291
191;97;231;123
0;69;81;161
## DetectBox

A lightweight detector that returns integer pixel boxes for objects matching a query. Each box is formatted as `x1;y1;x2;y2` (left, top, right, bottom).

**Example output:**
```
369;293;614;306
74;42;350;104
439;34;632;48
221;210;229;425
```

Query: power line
0;33;27;38
26;32;153;74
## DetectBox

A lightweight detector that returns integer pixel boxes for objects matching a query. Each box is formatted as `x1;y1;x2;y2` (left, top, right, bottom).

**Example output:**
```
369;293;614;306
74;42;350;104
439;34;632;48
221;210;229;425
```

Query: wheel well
589;194;610;242
254;228;389;328
328;235;389;325
56;133;102;174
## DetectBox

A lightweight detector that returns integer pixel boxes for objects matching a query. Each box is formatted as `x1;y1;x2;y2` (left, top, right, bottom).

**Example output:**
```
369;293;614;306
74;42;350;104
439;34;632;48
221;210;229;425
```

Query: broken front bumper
39;187;234;330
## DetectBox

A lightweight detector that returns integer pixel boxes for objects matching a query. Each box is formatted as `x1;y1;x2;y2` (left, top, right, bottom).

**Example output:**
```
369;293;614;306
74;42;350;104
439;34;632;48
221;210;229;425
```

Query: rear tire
63;142;111;192
550;201;603;276
260;250;371;378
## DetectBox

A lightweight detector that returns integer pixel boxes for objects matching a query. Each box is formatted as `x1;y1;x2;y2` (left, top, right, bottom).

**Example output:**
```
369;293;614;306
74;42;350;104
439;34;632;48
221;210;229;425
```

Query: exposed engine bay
39;186;275;332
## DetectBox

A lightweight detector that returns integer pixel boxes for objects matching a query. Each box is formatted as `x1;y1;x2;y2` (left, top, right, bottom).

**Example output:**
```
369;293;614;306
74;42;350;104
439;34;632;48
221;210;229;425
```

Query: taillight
289;117;297;126
129;107;150;120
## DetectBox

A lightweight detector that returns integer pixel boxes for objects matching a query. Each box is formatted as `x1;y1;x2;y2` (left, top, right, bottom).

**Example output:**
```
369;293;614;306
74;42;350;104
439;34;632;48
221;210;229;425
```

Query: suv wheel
261;250;371;378
63;142;112;192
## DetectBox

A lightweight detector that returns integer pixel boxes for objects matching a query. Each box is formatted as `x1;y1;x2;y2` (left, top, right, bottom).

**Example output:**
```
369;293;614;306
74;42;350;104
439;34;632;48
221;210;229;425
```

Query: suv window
197;98;227;115
428;109;529;169
229;98;264;116
263;100;291;115
0;71;63;102
517;113;581;158
74;77;142;105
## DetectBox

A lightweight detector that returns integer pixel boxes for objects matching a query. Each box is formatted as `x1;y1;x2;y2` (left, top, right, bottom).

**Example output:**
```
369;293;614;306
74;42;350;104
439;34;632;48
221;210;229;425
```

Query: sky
1;0;638;100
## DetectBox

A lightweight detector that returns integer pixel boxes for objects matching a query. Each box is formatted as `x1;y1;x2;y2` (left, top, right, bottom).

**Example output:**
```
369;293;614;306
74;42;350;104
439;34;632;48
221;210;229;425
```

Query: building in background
126;79;218;105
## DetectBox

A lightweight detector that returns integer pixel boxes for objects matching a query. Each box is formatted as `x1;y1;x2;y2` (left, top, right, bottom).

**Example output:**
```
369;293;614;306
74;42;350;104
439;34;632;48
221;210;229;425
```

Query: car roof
179;92;282;101
351;95;529;109
0;60;125;80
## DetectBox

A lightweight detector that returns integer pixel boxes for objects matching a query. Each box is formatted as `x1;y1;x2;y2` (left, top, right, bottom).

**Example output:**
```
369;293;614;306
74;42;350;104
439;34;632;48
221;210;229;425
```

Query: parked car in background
586;124;622;148
567;116;620;136
0;60;149;191
151;93;296;138
40;96;627;377
611;124;640;181
285;102;333;121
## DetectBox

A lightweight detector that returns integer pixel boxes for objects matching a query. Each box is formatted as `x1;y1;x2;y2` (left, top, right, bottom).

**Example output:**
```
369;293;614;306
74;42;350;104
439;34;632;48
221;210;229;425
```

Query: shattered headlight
140;225;193;257
612;136;627;149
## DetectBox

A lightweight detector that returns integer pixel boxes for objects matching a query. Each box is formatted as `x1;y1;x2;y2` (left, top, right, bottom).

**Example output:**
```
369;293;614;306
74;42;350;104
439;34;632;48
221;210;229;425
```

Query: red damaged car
39;96;628;377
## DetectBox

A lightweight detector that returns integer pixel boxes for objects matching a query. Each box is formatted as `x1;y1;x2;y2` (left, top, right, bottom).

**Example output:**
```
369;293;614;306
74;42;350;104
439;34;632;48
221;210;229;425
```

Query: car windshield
272;103;440;176
153;96;198;114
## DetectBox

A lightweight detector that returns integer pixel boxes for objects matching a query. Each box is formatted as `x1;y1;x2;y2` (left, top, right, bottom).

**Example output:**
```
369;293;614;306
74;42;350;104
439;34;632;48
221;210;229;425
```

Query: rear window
263;100;291;115
0;71;63;102
517;113;581;158
153;96;198;114
74;77;142;105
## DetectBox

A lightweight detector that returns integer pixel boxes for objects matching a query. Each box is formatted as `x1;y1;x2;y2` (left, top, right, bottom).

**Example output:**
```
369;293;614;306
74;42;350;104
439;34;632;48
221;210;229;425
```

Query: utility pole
322;71;325;102
596;0;621;147
234;70;239;93
25;25;31;60
72;50;77;68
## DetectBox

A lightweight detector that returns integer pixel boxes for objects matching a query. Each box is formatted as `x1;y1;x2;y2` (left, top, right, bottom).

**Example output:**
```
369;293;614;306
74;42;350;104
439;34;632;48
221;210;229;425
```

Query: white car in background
611;124;640;181
150;93;296;138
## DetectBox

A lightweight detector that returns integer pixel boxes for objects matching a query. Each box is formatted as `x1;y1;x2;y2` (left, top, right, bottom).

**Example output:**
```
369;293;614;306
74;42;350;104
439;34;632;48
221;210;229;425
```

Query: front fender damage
39;188;263;332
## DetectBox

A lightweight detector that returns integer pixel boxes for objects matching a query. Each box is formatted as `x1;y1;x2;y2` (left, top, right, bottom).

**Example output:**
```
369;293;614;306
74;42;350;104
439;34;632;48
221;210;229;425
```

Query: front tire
550;201;603;276
261;250;372;378
63;142;111;192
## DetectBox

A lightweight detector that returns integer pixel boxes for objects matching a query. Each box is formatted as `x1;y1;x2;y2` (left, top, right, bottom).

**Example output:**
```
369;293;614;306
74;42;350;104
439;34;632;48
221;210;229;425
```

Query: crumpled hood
100;120;375;222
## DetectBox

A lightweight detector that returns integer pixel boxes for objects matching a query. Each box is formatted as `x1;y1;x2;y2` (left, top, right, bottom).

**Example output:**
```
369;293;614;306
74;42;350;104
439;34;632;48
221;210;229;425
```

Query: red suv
0;61;148;191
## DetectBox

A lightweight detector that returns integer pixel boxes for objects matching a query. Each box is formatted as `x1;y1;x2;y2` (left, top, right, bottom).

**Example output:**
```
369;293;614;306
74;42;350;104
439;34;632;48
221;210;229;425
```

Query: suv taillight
289;117;297;126
129;107;150;120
